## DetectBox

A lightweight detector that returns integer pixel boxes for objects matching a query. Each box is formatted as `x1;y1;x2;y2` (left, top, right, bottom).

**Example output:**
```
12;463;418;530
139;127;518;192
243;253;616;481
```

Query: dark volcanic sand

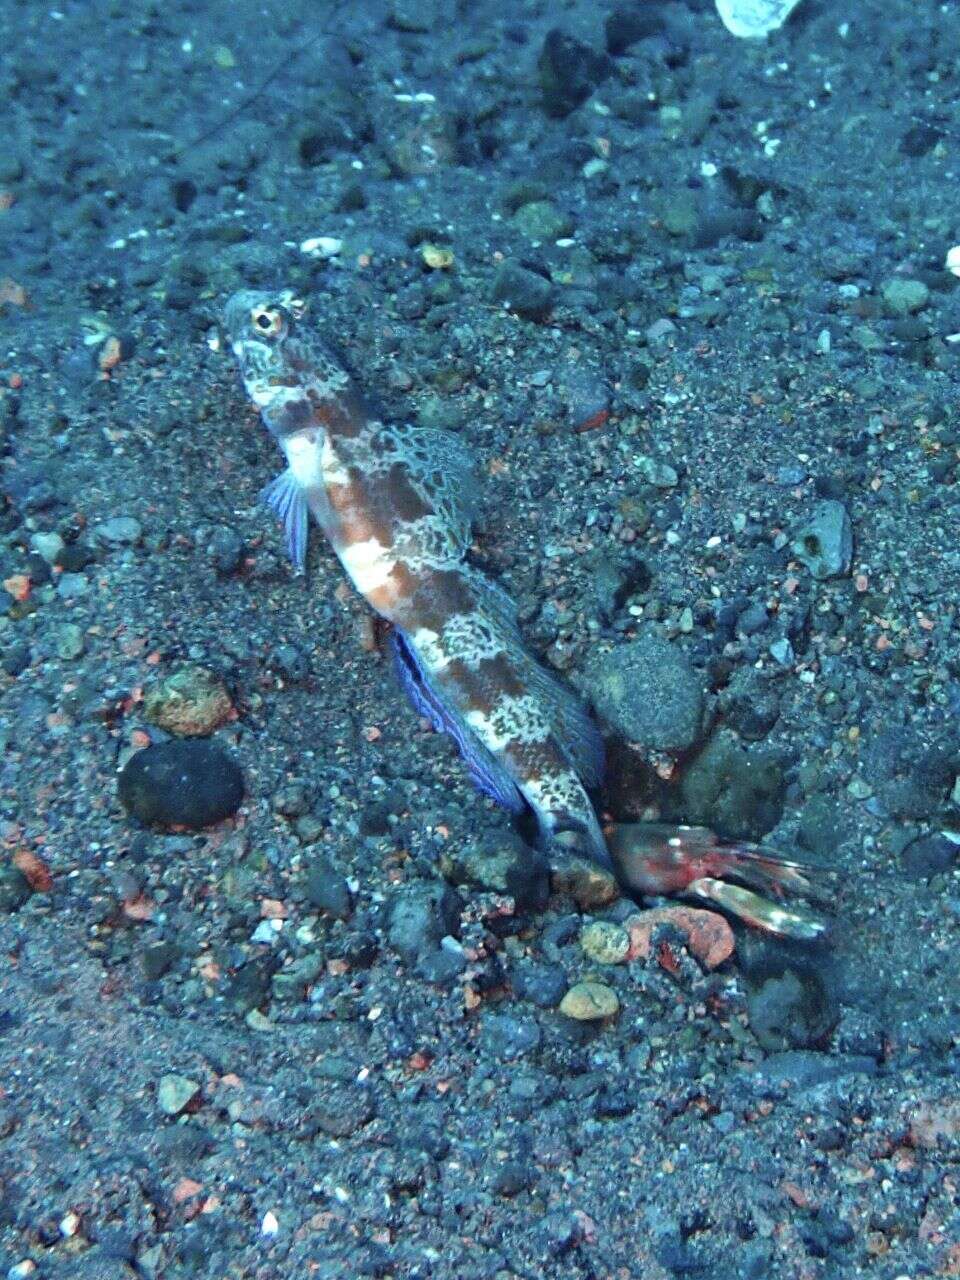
2;1;960;1276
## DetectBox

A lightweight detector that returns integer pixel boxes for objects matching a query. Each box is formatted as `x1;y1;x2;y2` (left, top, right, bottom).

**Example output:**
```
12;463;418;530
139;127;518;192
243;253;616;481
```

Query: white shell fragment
715;0;804;38
300;235;343;259
945;245;960;278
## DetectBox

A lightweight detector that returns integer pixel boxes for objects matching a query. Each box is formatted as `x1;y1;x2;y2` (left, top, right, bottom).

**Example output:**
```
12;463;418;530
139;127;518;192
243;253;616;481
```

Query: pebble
208;526;244;576
56;572;90;599
491;261;555;322
0;867;31;914
791;500;852;579
537;28;610;117
143;665;233;736
550;857;619;911
881;277;929;316
1;643;30;677
157;1073;200;1116
54;622;85;660
118;739;244;828
754;1050;876;1090
645;317;677;344
303;855;353;919
623;907;735;970
29;530;65;563
634;455;678;488
746;967;837;1051
386;883;462;965
250;919;281;944
93;515;143;547
900;831;960;879
559;981;620;1021
511;199;574;242
439;831;550;913
272;781;312;817
585;632;703;752
299;235;343;259
480;1012;542;1058
309;1084;375;1136
511;961;568;1008
580;920;630;965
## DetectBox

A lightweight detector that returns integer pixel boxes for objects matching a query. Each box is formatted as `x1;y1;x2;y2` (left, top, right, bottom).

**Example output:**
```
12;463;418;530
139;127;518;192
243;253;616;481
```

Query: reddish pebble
624;906;735;970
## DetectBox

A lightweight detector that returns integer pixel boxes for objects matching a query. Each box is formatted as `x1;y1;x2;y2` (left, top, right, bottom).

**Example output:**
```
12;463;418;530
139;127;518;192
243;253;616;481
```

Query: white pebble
300;236;343;259
59;1211;81;1238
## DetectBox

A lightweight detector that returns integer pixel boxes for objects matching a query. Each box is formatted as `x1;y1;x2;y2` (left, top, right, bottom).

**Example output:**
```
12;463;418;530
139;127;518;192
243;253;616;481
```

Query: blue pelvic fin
389;628;525;814
261;469;309;573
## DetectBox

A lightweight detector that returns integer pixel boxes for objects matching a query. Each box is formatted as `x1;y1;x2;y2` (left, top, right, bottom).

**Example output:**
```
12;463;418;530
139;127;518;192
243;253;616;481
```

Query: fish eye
250;306;285;338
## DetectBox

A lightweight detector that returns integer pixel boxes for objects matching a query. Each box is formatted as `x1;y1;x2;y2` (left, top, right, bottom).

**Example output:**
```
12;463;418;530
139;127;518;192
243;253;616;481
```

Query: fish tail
390;570;610;869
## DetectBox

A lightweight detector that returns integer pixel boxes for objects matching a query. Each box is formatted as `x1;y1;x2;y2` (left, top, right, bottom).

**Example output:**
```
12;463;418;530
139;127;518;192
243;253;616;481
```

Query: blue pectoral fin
261;470;309;573
389;629;525;815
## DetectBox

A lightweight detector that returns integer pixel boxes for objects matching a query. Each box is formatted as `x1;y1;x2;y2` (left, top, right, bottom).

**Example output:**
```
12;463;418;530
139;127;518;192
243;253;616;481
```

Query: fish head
223;289;314;441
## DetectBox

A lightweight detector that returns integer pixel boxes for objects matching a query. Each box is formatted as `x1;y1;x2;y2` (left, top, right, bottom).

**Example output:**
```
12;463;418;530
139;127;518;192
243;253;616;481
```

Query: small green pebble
580;920;630;965
54;622;85;660
881;277;929;316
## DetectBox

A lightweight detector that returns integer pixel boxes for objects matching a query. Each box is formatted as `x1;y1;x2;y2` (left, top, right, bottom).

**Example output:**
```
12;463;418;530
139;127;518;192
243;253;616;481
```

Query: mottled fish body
224;289;609;867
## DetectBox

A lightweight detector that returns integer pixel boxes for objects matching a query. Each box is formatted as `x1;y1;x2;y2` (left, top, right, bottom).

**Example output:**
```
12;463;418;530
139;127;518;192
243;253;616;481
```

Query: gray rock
386;883;462;965
791;500;852;579
537;28;611;118
511;960;568;1008
746;966;837;1052
29;530;65;563
0;867;31;914
54;622;85;660
900;830;960;878
94;516;143;547
718;669;780;741
882;277;929;316
679;729;785;840
157;1073;200;1116
303;856;353;919
862;728;956;820
480;1011;542;1059
585;632;703;752
491;261;555;322
208;525;244;575
439;831;550;913
754;1050;876;1090
56;572;90;599
306;1084;375;1136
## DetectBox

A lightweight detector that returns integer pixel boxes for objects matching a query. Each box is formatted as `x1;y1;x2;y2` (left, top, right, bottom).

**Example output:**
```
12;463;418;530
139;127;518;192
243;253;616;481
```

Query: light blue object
715;0;804;37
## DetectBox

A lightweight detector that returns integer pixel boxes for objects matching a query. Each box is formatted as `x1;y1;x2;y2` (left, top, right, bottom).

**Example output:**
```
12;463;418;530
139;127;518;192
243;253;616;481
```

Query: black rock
303;856;353;919
512;960;568;1008
538;29;611;118
0;867;31;914
901;830;960;879
305;1083;376;1137
491;261;555;322
605;6;667;53
118;740;244;828
208;525;244;575
1;642;30;676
